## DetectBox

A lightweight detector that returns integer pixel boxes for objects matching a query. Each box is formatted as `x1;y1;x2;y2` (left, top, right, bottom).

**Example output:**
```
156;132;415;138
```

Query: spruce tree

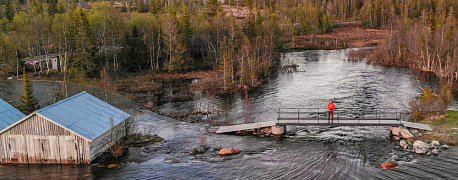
4;0;14;21
20;69;39;114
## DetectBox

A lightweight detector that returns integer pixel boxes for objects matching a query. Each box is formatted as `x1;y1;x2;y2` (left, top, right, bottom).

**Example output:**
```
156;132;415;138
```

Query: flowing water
1;49;457;179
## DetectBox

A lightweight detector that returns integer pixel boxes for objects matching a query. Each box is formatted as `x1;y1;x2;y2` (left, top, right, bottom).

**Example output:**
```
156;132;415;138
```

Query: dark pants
328;111;334;123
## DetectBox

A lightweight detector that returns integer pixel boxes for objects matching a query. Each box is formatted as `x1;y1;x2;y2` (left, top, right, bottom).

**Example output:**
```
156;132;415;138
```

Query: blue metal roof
37;91;131;141
0;98;26;130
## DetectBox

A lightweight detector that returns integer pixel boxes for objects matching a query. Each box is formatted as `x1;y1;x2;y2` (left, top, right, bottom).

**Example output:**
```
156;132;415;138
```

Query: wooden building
0;92;130;164
0;98;26;131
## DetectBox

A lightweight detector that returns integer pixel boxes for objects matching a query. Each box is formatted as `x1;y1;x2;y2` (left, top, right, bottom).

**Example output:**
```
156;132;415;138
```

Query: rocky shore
381;127;451;169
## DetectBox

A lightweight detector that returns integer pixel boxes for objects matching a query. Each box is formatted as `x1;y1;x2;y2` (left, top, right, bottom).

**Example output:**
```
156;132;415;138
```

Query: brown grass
291;21;389;49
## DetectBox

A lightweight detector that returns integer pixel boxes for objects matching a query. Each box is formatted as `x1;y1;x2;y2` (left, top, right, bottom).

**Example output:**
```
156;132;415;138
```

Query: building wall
0;115;90;164
89;120;127;162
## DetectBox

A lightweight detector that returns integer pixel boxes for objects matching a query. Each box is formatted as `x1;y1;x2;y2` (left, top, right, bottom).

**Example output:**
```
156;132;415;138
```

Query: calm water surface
1;49;457;179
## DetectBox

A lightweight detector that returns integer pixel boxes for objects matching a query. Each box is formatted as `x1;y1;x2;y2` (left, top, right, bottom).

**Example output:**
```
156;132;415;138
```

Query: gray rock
442;144;450;149
413;140;429;150
432;149;439;155
392;155;400;161
431;141;440;148
400;140;408;149
190;145;207;155
410;130;419;135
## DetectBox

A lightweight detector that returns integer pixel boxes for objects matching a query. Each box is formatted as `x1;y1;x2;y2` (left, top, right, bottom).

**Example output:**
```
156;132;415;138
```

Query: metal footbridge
216;108;432;134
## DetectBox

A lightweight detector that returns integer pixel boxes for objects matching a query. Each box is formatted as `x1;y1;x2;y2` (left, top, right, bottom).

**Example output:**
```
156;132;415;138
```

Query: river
0;49;457;179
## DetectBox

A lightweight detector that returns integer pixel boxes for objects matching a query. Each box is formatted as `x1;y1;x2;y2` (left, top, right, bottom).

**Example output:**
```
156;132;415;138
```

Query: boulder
410;130;419;135
392;155;399;161
390;127;404;136
432;149;439;155
431;141;440;148
400;129;414;139
426;151;431;156
400;140;408;149
381;161;398;170
219;148;242;155
413;140;429;150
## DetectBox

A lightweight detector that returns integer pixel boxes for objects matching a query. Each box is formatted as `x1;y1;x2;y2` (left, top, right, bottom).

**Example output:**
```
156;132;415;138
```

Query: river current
0;49;457;179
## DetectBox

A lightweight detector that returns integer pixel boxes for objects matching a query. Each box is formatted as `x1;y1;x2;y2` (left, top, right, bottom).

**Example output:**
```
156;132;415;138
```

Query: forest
0;0;457;92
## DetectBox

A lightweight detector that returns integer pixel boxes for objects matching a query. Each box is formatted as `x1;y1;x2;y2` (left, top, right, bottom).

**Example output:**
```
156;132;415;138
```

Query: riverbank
413;111;458;145
288;21;388;50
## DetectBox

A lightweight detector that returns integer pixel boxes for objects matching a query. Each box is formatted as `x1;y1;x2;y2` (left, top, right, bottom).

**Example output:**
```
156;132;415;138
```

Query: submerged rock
400;129;414;139
190;145;208;155
432;149;439;155
431;141;440;148
219;148;242;155
381;161;398;170
400;140;408;149
107;164;120;168
442;144;450;149
392;155;400;161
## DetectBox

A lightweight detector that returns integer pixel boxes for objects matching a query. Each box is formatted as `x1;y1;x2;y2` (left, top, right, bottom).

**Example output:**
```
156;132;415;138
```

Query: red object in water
381;161;398;170
219;148;242;155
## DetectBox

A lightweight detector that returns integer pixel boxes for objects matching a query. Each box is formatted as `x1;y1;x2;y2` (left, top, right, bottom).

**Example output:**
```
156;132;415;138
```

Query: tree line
0;0;335;91
1;0;457;90
364;0;458;89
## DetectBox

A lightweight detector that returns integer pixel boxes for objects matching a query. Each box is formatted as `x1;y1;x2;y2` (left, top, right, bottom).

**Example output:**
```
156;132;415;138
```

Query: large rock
390;127;405;136
400;140;408;149
219;148;242;155
400;129;414;139
381;161;398;170
271;126;285;135
431;141;440;148
190;145;207;155
413;140;429;150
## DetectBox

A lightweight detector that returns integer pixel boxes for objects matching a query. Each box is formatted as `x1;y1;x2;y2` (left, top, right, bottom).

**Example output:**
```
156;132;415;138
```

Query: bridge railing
277;108;402;125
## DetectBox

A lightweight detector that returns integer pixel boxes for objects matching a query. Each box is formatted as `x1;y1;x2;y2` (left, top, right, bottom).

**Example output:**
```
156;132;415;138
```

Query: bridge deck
216;120;432;133
276;119;402;126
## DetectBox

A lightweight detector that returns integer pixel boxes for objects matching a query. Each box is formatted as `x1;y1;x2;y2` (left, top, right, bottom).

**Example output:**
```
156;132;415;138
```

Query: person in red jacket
327;99;335;123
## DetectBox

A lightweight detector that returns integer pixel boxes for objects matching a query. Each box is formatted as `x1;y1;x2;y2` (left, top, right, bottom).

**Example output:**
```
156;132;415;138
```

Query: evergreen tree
20;69;39;114
48;0;58;15
71;8;98;78
162;8;188;72
4;0;14;21
120;26;148;72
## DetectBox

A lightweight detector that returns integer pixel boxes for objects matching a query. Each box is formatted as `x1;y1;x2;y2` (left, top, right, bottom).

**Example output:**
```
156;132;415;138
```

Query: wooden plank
402;121;433;131
217;121;277;134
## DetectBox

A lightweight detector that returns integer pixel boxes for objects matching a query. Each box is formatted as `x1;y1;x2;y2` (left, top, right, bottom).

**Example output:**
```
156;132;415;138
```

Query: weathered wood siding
89;120;127;161
0;114;90;164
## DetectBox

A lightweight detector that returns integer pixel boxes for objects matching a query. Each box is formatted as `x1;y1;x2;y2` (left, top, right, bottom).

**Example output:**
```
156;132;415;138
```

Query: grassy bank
415;111;458;145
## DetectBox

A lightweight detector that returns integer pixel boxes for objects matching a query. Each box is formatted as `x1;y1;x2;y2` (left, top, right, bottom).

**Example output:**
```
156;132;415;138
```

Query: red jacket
327;103;335;111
